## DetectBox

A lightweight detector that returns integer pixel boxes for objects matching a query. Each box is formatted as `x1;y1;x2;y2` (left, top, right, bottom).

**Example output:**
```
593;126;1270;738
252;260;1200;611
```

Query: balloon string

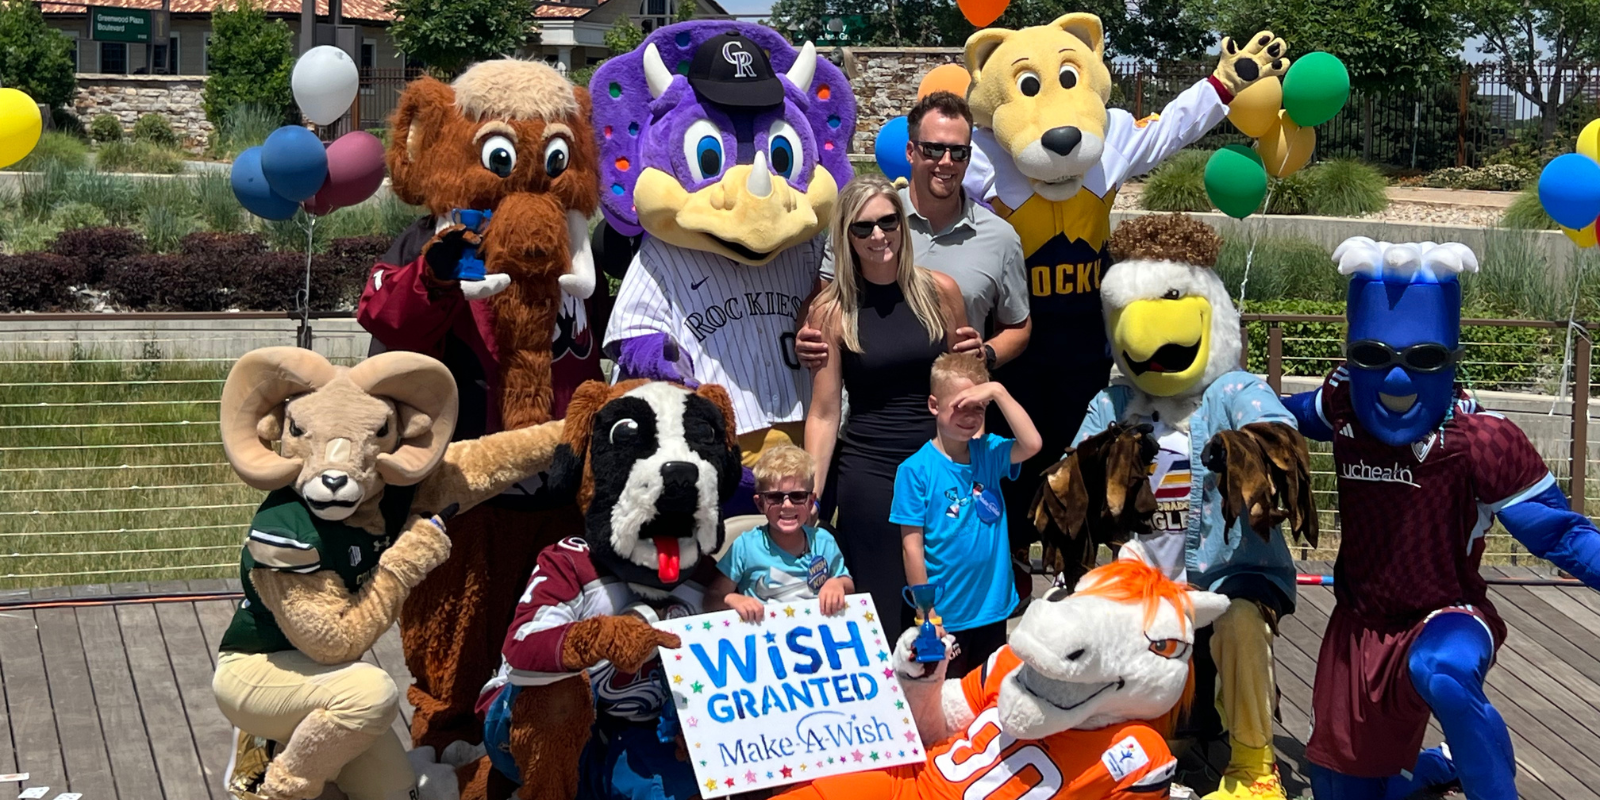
1237;181;1276;311
299;213;316;348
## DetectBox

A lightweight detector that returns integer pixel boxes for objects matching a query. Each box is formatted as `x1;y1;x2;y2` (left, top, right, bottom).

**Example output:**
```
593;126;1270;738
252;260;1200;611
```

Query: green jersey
220;485;417;655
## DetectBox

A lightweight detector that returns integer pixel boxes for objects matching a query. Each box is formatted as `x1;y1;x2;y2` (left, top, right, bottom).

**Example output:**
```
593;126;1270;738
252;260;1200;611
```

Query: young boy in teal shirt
891;353;1042;677
707;446;854;621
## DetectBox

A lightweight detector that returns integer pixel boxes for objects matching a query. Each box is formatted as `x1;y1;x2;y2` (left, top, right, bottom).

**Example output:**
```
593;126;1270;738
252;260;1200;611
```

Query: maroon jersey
1316;367;1550;642
476;537;716;723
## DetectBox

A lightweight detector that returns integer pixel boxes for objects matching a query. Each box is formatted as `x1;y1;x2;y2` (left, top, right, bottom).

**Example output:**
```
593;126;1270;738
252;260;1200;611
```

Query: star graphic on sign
898;750;905;757
804;607;812;615
902;717;910;724
875;638;883;646
859;598;868;606
705;779;718;791
674;653;682;661
877;650;889;662
882;668;895;678
784;606;796;617
863;611;875;622
766;771;773;779
890;685;899;693
780;765;793;778
815;761;823;768
702;621;713;630
764;631;777;644
678;697;689;708
688;717;698;727
770;611;778;618
798;763;807;772
673;675;683;684
852;750;865;762
745;771;757;784
827;757;835;764
691;681;704;694
895;700;905;710
725;778;736;788
904;730;917;742
870;751;880;762
724;620;732;627
700;760;707;767
913;748;920;755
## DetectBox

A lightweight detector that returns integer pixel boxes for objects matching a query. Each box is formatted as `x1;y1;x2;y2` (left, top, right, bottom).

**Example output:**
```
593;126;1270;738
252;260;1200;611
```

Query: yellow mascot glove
1212;31;1290;98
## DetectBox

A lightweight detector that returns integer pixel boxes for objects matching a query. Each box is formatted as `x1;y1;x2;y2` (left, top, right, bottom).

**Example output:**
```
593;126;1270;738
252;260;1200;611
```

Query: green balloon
1282;52;1351;128
1205;145;1268;219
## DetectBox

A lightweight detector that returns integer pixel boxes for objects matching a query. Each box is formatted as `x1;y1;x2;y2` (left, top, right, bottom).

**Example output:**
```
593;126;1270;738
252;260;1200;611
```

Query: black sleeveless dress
831;278;946;627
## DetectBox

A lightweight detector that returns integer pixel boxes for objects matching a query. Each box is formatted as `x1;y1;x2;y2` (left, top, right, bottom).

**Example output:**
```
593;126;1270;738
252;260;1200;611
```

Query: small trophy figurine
902;583;946;663
450;208;494;281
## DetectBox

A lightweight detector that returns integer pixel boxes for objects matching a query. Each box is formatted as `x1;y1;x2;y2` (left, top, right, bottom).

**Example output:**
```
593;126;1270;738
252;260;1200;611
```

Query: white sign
656;594;924;797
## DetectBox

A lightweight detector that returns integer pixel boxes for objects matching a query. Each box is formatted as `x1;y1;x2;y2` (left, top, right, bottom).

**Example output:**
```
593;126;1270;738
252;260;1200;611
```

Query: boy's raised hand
725;594;767;623
818;578;848;616
950;381;1007;410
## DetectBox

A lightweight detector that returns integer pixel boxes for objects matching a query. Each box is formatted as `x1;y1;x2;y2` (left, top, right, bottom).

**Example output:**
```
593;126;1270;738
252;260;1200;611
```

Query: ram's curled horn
561;209;596;300
347;352;460;487
220;347;339;490
786;41;818;91
643;43;674;99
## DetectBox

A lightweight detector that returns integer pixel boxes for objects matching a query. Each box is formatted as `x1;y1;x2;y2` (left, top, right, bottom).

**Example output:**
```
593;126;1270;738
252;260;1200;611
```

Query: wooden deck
0;567;1595;800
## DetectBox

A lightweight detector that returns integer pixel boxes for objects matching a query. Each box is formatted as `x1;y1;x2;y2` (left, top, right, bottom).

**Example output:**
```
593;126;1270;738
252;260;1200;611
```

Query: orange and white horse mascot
777;546;1229;799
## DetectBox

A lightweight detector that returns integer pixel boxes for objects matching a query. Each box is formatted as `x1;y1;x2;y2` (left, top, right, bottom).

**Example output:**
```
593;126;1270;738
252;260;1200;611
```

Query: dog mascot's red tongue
655;537;680;582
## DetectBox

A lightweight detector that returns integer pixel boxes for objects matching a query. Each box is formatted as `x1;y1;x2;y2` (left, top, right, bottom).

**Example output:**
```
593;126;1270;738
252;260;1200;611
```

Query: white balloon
292;46;360;126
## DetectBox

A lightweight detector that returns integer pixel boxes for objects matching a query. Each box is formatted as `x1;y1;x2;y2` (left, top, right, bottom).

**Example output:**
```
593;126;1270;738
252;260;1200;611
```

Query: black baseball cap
688;32;784;109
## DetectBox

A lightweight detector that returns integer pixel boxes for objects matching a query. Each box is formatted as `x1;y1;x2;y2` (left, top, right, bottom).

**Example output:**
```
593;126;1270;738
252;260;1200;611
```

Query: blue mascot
1284;238;1600;799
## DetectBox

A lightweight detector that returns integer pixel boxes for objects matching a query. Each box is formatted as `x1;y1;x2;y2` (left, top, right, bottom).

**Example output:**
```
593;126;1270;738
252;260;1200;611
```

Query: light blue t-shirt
889;433;1020;631
717;525;850;602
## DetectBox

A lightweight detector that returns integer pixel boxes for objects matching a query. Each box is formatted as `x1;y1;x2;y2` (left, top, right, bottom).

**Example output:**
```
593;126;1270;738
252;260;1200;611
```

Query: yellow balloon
1229;76;1283;139
1256;110;1316;178
1564;221;1598;249
0;88;41;170
1579;119;1600;164
918;64;971;101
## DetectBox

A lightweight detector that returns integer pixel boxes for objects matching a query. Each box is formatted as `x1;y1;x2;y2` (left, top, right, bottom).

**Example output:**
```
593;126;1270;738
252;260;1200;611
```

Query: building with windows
527;0;728;74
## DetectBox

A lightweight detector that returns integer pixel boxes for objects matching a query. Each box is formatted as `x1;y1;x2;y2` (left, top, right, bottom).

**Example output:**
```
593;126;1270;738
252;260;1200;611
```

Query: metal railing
0;311;1592;587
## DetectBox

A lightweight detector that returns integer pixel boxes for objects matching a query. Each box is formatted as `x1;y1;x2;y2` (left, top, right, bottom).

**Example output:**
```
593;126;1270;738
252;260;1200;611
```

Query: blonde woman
804;174;977;626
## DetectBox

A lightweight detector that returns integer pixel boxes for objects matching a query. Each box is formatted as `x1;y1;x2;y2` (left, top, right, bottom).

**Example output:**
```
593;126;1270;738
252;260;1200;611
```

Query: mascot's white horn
643;43;673;99
747;151;773;197
786;41;817;91
561;209;597;300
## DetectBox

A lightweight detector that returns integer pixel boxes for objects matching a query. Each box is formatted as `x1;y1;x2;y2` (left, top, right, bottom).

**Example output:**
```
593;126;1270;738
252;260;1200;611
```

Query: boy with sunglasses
706;446;854;621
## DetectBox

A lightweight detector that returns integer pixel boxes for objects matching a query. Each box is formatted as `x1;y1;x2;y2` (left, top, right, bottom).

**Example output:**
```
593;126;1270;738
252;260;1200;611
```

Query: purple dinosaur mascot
595;20;856;513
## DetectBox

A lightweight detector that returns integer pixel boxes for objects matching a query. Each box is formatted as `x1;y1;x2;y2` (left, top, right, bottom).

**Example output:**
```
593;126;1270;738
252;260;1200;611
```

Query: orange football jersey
782;647;1177;800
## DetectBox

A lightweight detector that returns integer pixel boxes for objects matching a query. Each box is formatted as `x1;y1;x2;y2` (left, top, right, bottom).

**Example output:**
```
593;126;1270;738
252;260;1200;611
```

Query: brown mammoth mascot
356;58;602;757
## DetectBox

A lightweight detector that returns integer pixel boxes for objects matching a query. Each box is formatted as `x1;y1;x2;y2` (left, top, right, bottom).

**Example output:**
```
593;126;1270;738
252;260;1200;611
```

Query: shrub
67;169;141;226
210;103;280;158
181;230;264;260
142;203;198;253
1215;235;1345;304
203;0;295;132
1265;171;1312;215
1421;164;1533;192
231;250;307;309
51;107;87;141
132;114;181;149
1500;188;1557;230
97;140;186;174
195;173;245;232
1139;149;1211;212
102;253;226;311
16;161;71;220
50;226;145;283
51;201;108;230
1303;159;1387;217
0;252;83;311
0;0;77;108
10;130;89;171
89;113;123;143
319;235;387;307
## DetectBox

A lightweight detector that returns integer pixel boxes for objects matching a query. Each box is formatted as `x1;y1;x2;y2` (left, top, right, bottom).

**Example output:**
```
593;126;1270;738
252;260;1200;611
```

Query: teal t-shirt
889;433;1020;631
717;525;850;602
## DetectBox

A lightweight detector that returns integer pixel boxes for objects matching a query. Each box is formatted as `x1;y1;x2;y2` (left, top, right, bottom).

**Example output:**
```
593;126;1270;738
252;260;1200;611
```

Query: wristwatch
983;344;998;371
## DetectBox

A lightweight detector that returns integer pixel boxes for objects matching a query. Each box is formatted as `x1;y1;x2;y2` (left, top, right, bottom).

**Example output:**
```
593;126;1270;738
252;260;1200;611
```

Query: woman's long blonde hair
815;175;946;353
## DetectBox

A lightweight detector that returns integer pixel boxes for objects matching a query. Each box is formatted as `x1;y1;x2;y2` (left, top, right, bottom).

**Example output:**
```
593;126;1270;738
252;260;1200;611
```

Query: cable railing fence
0;312;1593;588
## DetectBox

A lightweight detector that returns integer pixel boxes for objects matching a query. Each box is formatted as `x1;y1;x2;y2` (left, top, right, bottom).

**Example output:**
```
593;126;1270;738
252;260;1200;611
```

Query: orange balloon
918;64;972;100
958;0;1009;27
1256;110;1316;178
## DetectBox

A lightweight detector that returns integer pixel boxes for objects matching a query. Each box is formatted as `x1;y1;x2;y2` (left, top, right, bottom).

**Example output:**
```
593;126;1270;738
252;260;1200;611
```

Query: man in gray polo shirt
802;91;1031;371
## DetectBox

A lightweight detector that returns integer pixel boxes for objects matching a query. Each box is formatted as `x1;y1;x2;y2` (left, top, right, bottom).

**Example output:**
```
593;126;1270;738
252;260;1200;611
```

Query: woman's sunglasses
1346;340;1464;373
848;214;901;239
758;490;813;506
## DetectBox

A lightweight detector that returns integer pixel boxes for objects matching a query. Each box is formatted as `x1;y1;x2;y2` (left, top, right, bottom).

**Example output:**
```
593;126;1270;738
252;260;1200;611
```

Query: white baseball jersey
604;235;821;435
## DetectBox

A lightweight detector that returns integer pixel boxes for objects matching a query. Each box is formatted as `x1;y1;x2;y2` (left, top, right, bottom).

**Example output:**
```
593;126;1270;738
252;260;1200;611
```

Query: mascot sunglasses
1346;340;1465;373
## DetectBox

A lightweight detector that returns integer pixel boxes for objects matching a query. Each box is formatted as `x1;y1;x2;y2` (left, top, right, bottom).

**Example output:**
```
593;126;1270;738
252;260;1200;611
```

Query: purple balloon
304;131;386;215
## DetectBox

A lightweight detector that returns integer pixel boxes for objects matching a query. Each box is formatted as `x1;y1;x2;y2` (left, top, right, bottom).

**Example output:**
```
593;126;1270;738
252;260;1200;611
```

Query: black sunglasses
914;141;972;162
848;214;901;239
758;490;813;506
1346;340;1464;373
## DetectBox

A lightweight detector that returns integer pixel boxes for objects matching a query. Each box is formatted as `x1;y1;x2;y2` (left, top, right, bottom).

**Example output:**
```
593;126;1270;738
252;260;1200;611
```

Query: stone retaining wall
71;74;214;152
827;47;963;155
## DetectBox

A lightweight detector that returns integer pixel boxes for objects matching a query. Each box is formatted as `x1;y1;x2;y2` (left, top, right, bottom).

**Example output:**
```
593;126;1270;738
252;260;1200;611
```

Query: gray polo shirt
821;186;1029;335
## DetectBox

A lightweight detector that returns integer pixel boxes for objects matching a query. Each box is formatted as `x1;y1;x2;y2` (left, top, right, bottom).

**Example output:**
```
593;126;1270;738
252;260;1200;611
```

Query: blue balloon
1539;153;1600;230
874;116;912;183
260;125;329;202
231;146;300;221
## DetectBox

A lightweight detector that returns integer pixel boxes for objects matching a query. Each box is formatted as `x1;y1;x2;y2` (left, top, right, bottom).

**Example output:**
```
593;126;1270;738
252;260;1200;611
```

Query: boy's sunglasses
758;490;813;506
914;141;972;162
848;214;901;239
1346;340;1464;373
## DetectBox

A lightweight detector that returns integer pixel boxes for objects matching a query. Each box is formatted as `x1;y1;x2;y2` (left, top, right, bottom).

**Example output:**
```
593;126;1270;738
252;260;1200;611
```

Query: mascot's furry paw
1212;31;1289;96
892;627;958;682
407;747;463;800
257;760;318;800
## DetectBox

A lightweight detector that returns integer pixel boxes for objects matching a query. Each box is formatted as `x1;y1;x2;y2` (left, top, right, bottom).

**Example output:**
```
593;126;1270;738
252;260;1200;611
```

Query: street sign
816;15;868;46
89;6;168;43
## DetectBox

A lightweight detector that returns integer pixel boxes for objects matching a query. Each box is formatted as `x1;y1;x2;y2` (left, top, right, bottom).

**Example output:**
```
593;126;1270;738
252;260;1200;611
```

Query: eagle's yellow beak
1110;296;1212;397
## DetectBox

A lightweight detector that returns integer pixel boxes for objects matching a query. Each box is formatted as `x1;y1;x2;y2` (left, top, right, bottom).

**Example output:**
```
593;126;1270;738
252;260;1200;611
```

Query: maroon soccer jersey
1316;367;1550;642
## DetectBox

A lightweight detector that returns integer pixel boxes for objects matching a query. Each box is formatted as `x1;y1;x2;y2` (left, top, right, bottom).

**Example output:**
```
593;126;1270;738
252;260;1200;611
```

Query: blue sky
716;0;775;17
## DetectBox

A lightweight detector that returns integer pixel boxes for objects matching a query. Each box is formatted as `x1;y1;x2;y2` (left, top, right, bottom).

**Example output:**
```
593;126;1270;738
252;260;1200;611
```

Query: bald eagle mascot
1029;213;1316;800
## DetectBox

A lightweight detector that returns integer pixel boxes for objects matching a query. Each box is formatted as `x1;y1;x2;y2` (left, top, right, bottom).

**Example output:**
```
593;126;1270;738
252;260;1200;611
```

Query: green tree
386;0;537;76
604;16;646;54
203;0;296;130
1187;0;1460;94
675;0;697;22
1458;0;1600;143
0;0;77;108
